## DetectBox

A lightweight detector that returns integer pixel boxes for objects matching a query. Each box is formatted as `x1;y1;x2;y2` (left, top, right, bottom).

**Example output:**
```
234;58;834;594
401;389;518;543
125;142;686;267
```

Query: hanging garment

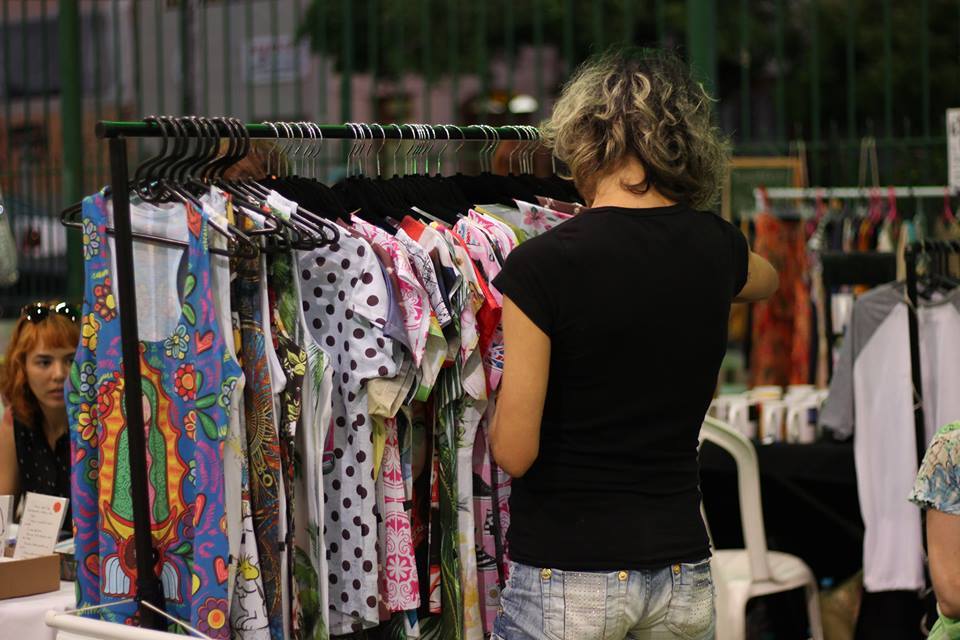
821;284;960;591
289;248;334;640
536;196;585;216
67;193;241;637
299;230;398;634
750;212;811;386
232;215;286;640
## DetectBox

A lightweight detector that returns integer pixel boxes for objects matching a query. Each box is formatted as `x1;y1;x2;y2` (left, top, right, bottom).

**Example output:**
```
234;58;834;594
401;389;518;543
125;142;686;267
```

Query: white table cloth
0;581;74;640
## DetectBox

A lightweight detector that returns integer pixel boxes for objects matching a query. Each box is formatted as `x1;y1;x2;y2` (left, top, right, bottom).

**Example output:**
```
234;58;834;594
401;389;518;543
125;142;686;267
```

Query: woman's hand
489;296;551;478
0;403;19;496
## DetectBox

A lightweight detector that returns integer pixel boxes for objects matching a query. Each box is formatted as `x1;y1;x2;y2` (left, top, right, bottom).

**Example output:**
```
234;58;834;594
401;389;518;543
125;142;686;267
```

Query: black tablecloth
700;439;863;583
700;439;927;639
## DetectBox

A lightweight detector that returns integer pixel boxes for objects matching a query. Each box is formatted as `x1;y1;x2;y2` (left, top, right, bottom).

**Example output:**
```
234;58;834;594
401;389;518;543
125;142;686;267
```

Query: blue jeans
492;559;716;640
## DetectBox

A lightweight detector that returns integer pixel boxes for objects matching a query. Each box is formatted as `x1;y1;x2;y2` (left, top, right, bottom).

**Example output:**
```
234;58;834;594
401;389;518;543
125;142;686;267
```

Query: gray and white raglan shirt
820;283;960;592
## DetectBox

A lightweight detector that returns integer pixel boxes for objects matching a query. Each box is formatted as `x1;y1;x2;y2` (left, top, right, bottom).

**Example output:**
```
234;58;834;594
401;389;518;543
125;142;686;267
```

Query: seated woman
911;422;960;639
0;302;79;527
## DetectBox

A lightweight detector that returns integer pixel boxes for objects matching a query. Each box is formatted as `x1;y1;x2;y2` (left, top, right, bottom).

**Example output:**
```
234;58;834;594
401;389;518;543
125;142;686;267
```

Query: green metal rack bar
883;0;893;138
739;0;750;141
245;0;254;119
920;0;930;138
687;0;717;96
224;0;232;115
95;120;536;141
59;0;86;316
810;0;821;183
368;0;378;120
200;0;208;114
534;0;544;120
592;0;604;52
272;0;279;118
774;0;786;143
846;0;856;139
448;0;459;122
155;0;164;114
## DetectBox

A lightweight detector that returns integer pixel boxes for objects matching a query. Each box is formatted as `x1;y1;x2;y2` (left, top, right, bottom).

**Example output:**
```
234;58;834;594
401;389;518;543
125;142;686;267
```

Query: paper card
12;492;68;559
0;495;12;539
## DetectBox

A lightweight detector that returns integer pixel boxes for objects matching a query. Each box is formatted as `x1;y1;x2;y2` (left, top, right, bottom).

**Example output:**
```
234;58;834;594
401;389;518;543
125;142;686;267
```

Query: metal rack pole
904;245;927;471
95;120;533;140
106;137;167;630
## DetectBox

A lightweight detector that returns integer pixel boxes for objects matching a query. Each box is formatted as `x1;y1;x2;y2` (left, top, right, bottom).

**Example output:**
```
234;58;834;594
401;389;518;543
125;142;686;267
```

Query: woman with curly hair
0;302;79;521
489;48;778;639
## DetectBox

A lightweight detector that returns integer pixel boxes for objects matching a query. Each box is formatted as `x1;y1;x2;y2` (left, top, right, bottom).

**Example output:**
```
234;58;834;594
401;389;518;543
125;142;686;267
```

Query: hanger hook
261;121;280;176
301;122;317;178
436;124;451;175
390;124;403;176
476;124;489;173
291;122;306;175
361;123;376;176
372;123;386;178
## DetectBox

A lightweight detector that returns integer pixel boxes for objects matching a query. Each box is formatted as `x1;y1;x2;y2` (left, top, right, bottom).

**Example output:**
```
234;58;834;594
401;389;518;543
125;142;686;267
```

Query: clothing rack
78;119;537;632
754;185;953;213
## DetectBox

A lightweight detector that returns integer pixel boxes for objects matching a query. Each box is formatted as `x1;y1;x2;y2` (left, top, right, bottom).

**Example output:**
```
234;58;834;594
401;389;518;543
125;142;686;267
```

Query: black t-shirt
492;204;749;570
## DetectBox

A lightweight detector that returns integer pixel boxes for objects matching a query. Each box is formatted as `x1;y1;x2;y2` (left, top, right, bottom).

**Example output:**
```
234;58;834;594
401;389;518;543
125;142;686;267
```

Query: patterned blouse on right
910;422;960;638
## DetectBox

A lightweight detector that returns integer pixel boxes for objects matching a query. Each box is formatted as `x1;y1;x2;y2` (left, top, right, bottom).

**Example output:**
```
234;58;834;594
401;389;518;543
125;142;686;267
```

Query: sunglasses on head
21;302;79;324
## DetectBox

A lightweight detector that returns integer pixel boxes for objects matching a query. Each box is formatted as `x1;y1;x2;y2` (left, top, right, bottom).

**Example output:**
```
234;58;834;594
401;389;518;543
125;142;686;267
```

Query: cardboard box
0;554;61;599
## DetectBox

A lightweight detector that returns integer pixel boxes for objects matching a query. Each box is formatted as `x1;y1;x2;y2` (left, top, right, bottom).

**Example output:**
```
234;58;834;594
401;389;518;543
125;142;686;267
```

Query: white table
0;582;74;640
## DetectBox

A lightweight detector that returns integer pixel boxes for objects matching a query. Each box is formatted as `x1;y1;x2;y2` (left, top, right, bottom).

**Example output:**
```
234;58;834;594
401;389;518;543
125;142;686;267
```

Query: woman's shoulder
911;422;960;514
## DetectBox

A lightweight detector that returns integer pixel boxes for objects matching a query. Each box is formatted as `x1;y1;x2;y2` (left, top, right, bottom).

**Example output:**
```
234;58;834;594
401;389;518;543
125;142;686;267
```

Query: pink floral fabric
514;200;573;236
352;217;432;366
379;417;420;612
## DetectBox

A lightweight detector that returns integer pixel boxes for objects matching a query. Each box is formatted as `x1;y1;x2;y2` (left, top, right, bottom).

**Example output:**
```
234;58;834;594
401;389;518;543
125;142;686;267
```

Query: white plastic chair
699;416;824;640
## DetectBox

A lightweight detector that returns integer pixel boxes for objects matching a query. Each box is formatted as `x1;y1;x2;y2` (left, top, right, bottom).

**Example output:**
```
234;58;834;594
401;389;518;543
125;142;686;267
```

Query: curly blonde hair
541;48;730;209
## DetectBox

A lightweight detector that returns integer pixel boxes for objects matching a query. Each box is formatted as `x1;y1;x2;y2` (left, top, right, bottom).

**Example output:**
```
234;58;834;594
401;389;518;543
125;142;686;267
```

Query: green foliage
298;0;959;146
297;0;684;79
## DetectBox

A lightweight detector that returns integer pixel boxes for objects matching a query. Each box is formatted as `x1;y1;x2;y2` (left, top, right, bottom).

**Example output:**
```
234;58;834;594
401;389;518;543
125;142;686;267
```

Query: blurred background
0;0;958;330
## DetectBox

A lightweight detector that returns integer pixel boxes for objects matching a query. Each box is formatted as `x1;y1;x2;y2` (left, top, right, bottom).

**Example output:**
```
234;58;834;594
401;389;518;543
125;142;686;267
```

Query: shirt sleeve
910;423;960;514
492;234;562;336
818;323;855;440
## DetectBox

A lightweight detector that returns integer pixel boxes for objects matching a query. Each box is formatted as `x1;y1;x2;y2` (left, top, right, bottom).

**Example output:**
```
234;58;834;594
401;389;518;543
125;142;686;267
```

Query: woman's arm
734;251;779;303
489;296;551;478
0;405;19;496
927;508;960;618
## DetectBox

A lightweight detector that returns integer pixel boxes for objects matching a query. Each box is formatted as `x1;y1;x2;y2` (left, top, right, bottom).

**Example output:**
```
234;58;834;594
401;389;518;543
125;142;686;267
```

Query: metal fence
0;0;957;317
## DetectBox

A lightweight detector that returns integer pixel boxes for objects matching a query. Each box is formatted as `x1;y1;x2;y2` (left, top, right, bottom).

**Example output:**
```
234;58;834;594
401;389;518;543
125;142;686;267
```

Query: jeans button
672;564;681;575
541;568;552;580
618;571;628;582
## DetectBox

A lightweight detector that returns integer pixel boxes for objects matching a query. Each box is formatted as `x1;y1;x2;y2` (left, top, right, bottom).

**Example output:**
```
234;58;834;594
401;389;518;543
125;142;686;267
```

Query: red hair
0;309;80;426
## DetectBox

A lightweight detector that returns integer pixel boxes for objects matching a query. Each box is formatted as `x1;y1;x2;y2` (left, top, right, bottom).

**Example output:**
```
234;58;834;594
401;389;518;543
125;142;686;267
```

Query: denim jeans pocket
664;559;716;640
542;569;611;640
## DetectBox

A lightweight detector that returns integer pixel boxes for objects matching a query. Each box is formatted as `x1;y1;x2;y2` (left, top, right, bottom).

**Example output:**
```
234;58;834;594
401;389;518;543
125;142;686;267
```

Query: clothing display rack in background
754;185;955;213
59;119;537;634
752;184;953;376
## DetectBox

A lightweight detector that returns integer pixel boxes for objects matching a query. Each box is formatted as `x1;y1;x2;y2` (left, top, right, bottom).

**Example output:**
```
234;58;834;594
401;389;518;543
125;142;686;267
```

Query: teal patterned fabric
911;422;960;515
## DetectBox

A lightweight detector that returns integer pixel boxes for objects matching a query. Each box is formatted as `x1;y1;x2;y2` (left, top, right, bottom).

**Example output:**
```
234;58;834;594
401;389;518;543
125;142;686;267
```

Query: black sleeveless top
13;416;71;527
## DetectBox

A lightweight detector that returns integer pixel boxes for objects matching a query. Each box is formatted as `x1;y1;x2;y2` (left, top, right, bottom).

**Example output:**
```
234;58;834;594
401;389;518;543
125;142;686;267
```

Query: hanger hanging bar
95;120;535;141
